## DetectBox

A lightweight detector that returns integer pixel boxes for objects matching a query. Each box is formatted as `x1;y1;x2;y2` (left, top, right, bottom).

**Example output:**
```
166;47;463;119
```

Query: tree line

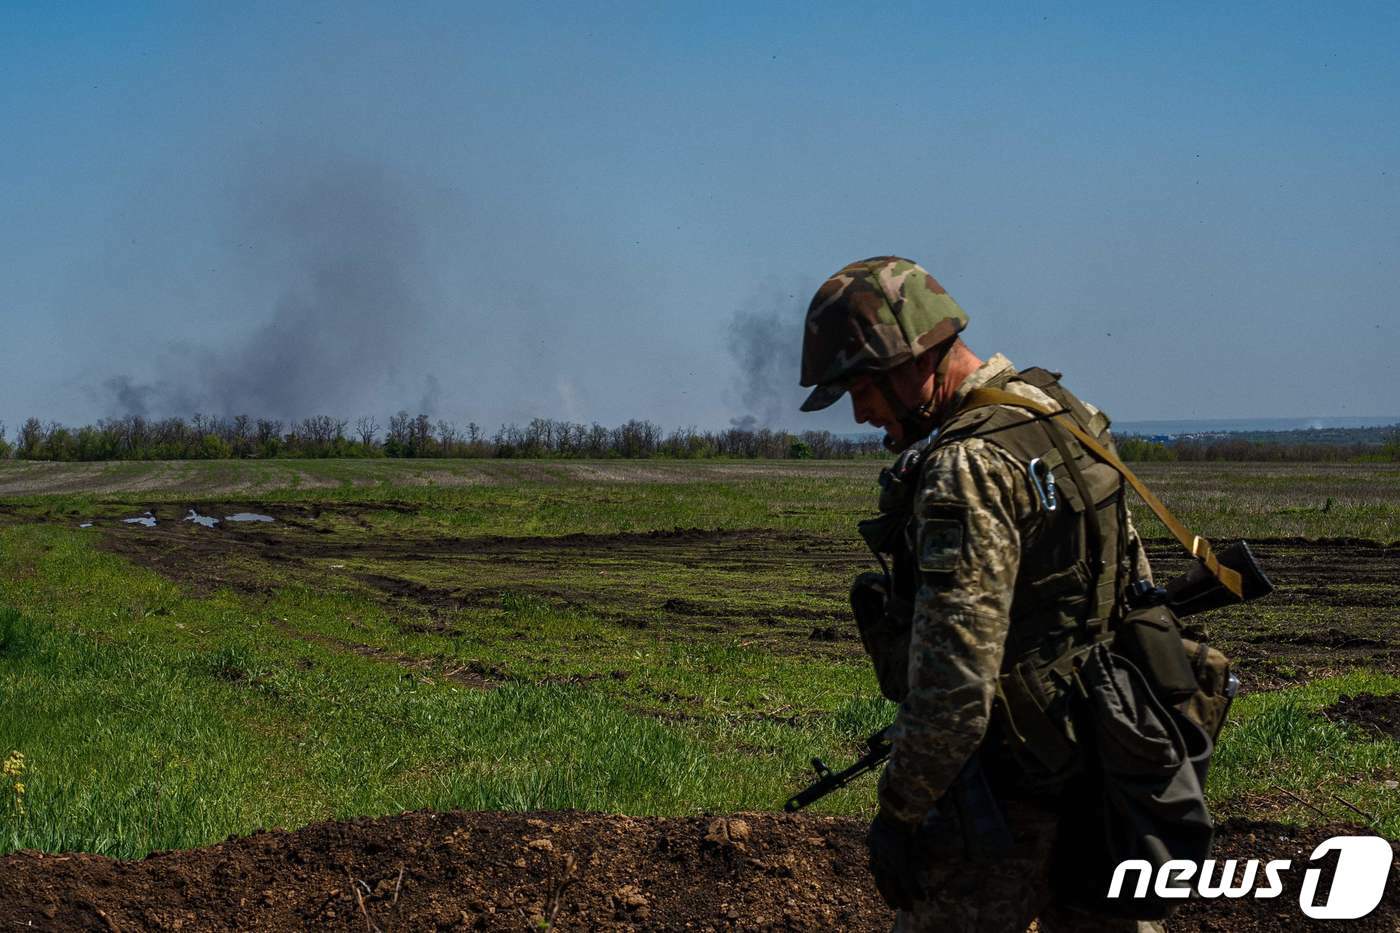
1116;434;1400;463
1;416;1393;463
0;414;884;461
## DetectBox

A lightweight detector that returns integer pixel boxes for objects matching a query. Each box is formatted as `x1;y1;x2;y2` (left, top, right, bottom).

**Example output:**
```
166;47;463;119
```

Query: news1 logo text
1109;836;1393;920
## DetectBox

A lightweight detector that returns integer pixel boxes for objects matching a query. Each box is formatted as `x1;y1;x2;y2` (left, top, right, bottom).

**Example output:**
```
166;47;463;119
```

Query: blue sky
2;1;1397;435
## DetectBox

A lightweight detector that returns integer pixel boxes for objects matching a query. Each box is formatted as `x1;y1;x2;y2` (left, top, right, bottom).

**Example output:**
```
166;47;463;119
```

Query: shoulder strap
959;387;1244;599
1017;367;1111;438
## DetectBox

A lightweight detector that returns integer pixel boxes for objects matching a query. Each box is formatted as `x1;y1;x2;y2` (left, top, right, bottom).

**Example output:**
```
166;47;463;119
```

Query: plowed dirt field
88;502;1400;689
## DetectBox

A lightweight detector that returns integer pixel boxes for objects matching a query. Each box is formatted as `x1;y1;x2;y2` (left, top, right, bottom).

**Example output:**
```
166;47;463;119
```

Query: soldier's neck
921;344;985;421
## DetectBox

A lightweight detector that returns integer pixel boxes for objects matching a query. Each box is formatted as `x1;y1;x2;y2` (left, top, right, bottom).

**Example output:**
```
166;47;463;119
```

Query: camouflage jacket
877;354;1153;824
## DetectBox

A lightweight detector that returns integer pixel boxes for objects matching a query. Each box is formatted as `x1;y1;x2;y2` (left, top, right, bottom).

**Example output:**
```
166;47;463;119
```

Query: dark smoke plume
417;373;443;418
100;155;426;421
728;413;760;431
103;374;159;419
725;290;810;429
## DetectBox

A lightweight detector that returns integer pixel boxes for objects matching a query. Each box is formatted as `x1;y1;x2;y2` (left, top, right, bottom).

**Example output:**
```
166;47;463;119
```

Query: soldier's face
848;376;896;432
848;362;930;444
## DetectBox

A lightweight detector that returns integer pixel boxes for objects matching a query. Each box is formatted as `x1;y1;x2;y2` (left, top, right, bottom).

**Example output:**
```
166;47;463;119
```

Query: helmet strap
877;344;959;452
876;373;938;453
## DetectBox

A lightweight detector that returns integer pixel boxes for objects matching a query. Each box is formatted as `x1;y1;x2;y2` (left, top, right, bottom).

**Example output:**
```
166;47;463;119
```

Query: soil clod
1324;693;1400;742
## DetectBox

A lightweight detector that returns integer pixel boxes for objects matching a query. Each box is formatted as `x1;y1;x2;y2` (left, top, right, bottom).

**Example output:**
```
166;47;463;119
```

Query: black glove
866;809;926;910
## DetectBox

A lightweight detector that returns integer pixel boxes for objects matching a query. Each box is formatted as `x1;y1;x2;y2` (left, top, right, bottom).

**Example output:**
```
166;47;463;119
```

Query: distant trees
1116;437;1175;462
412;414;432;454
1381;429;1400;463
256;419;283;457
286;416;353;458
354;416;379;449
1167;438;1393;462
230;415;254;458
18;418;42;459
0;412;886;461
4;412;1396;464
1115;432;1400;463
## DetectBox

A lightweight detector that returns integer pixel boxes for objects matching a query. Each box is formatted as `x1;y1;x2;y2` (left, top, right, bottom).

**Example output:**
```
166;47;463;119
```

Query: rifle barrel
782;741;891;812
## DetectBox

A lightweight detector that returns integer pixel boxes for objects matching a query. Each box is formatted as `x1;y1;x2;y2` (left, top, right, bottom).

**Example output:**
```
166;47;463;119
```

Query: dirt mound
1324;693;1400;742
2;811;1396;931
1;810;884;931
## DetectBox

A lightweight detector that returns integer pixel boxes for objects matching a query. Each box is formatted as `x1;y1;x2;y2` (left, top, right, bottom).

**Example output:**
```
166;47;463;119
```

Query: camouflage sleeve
877;438;1035;824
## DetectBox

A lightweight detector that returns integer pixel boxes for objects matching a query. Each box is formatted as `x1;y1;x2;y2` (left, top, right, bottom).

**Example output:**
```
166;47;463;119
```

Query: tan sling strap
959;387;1244;599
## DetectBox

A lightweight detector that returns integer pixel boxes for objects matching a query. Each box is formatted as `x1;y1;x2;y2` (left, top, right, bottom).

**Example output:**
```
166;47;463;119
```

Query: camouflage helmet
799;256;969;412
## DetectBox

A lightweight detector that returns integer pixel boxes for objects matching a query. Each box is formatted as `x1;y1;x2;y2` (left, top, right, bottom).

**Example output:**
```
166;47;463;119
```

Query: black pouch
850;571;911;703
1052;643;1214;921
1112;605;1198;704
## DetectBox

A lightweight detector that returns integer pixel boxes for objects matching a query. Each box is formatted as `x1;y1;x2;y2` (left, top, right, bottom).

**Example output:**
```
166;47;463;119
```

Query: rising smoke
99;154;430;422
725;290;811;430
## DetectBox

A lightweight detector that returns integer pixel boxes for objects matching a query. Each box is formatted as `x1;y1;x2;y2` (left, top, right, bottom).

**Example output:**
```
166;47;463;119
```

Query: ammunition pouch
1053;643;1215;921
994;639;1220;920
993;602;1238;801
992;653;1085;791
1114;605;1199;703
1178;637;1236;744
851;571;912;703
1114;604;1236;743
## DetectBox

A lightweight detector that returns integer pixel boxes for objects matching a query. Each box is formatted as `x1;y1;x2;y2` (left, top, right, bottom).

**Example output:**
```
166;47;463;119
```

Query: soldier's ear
926;337;967;381
916;345;943;380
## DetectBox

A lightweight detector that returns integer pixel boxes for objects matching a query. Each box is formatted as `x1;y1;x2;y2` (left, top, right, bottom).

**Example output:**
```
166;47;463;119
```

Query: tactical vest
969;368;1142;784
942;367;1131;661
857;365;1136;786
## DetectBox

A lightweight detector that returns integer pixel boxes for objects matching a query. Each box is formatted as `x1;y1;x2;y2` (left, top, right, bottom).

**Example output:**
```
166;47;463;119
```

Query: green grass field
1;458;1397;857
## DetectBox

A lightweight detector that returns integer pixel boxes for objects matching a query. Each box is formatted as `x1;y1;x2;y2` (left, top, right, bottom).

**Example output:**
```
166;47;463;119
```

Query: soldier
799;257;1164;932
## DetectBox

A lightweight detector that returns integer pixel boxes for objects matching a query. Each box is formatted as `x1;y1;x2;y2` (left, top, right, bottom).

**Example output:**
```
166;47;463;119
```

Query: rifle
784;729;891;812
784;732;1016;858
